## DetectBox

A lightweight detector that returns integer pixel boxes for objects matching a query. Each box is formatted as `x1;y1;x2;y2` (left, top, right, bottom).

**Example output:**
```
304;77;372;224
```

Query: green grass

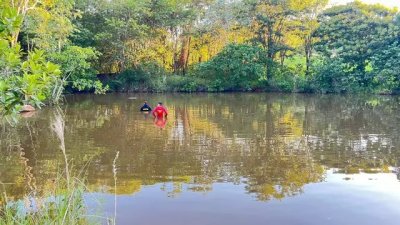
0;171;114;225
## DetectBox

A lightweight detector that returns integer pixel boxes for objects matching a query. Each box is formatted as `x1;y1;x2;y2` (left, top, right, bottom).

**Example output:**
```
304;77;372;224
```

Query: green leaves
0;40;21;77
0;6;23;39
16;50;62;107
313;1;400;93
72;79;109;94
48;45;109;93
1;1;109;116
22;0;76;52
49;45;98;79
195;44;268;91
0;45;63;114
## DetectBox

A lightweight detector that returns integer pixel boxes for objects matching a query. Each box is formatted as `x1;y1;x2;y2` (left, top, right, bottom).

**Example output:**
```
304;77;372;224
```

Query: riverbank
97;70;400;95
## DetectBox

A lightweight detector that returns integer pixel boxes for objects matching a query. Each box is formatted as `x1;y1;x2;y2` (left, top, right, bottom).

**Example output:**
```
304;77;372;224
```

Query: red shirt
152;106;168;117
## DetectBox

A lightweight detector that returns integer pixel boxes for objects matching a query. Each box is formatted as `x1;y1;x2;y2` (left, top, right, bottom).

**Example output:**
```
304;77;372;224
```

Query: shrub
192;44;268;91
165;75;207;92
310;59;354;93
1;49;62;114
109;62;168;92
48;45;109;94
267;66;296;92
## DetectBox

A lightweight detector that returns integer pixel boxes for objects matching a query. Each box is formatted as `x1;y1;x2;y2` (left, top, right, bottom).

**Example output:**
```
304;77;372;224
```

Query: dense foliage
0;5;61;114
1;0;400;113
0;0;107;115
194;44;268;91
313;2;400;93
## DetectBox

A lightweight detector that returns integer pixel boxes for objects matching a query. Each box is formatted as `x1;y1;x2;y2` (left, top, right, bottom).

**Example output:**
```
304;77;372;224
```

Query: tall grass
0;167;117;225
1;172;87;225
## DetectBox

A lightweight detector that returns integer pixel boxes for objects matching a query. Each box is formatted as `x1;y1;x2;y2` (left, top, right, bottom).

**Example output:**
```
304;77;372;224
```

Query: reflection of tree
0;122;39;203
299;95;400;174
0;105;109;202
243;148;324;201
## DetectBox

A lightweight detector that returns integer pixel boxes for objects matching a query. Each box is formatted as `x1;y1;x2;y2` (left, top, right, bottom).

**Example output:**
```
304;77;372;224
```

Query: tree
238;0;291;79
290;0;328;74
314;1;398;91
238;0;328;79
368;15;400;93
22;0;77;53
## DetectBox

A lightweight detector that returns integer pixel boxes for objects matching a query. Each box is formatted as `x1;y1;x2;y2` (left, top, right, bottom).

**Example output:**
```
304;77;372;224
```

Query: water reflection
1;93;400;205
154;116;167;129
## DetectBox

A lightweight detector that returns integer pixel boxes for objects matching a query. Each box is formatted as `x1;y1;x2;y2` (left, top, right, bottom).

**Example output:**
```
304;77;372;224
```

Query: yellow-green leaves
0;6;23;39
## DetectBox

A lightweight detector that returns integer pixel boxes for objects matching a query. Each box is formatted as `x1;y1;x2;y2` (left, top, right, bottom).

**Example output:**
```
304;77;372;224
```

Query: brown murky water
1;93;400;225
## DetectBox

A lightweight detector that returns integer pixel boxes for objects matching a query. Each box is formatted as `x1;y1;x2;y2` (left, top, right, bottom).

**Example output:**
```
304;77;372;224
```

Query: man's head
144;101;148;104
158;102;163;106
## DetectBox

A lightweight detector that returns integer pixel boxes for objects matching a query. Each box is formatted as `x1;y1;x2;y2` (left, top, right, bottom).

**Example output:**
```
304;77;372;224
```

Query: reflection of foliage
245;155;324;201
161;182;183;198
109;179;142;195
0;106;108;200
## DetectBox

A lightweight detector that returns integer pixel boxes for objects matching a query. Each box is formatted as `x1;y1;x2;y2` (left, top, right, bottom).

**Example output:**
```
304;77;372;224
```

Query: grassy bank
0;172;112;225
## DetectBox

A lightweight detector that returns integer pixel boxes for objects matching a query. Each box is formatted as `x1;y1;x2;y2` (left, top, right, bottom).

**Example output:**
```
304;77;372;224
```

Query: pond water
1;93;400;225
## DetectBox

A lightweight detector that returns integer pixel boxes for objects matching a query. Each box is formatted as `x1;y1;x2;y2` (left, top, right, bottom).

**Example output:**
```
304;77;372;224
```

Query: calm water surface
1;93;400;225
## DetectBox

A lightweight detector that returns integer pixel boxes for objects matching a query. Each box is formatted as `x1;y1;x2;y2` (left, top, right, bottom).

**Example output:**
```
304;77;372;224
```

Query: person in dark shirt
140;101;152;112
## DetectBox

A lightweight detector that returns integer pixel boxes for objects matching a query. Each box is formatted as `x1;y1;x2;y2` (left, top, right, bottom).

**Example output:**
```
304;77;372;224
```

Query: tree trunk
280;51;286;66
305;36;312;76
266;25;274;79
178;36;191;75
184;36;191;74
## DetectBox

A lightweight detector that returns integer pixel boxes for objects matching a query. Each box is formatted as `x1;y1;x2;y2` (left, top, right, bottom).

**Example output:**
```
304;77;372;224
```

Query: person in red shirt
152;102;168;118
